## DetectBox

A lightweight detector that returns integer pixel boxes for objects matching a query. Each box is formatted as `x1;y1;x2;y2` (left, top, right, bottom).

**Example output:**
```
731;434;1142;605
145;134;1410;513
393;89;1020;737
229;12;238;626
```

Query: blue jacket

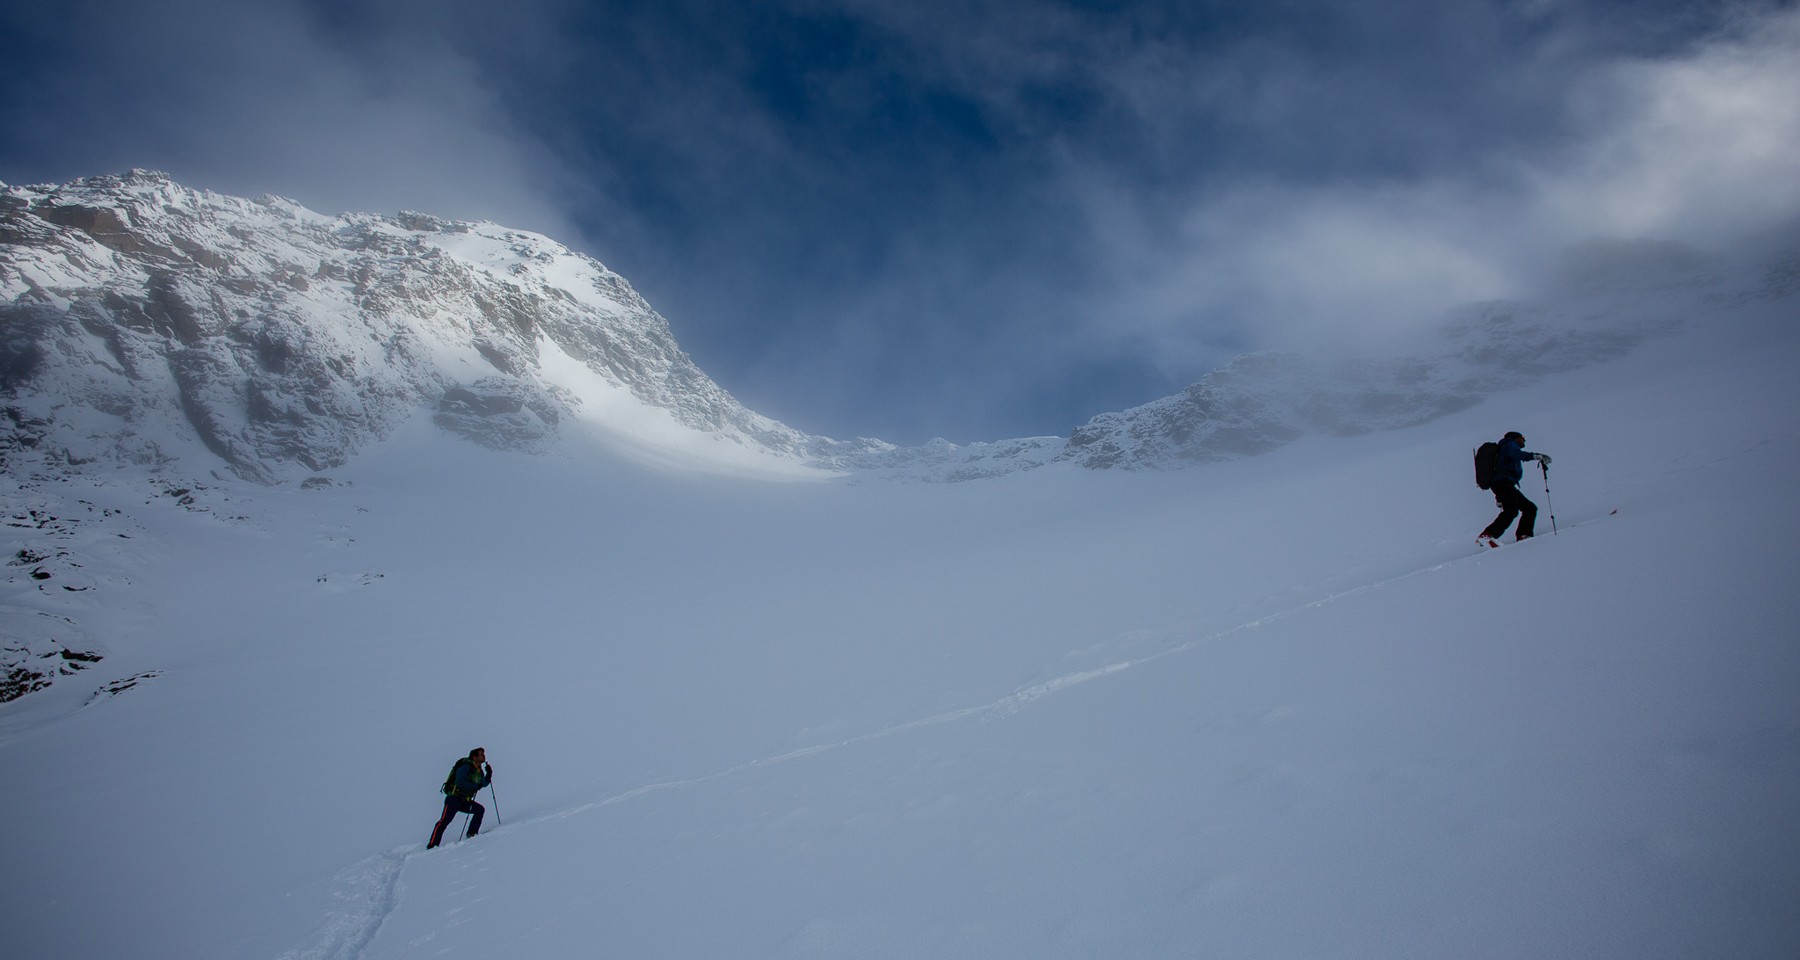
446;758;492;799
1494;437;1539;486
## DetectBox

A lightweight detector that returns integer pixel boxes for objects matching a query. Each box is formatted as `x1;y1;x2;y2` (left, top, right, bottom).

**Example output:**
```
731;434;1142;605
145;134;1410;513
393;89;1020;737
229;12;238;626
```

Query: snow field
2;293;1798;958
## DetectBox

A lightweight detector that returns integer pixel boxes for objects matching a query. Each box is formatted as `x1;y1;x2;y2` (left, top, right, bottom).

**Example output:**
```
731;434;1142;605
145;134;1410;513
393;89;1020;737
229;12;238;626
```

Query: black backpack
1473;441;1500;490
441;757;472;797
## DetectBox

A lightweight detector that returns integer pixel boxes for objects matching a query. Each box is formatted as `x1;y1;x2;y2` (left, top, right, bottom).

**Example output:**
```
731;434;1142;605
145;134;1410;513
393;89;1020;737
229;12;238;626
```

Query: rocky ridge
6;171;1785;487
0;170;882;484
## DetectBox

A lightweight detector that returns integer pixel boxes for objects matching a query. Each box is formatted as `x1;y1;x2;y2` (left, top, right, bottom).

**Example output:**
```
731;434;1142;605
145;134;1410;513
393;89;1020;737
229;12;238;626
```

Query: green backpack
441;757;473;797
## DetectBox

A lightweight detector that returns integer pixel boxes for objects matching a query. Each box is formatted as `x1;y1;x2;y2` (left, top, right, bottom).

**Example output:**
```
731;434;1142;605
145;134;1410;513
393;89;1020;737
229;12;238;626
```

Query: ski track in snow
293;512;1617;960
280;848;409;960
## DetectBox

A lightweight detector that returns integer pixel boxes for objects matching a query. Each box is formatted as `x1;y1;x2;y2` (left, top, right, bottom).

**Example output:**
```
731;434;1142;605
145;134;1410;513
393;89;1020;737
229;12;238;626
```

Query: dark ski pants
1482;482;1538;540
428;796;485;848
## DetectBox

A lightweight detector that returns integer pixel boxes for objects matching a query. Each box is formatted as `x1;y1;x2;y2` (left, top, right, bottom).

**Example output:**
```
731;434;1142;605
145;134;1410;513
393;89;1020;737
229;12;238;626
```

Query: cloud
7;0;1795;443
1065;4;1800;367
0;0;583;238
1550;5;1800;243
647;0;1800;435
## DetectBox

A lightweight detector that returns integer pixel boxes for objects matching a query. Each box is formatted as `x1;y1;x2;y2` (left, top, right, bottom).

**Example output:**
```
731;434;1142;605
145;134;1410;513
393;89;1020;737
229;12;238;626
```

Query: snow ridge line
301;515;1611;958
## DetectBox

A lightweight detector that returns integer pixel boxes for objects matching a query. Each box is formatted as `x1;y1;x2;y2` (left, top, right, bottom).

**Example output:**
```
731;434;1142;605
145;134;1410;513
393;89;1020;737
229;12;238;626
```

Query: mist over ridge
6;170;1793;487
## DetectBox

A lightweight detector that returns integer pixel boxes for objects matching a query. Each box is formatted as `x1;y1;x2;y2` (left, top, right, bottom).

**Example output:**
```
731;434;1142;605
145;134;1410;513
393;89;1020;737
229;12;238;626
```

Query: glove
1535;453;1552;465
485;763;494;777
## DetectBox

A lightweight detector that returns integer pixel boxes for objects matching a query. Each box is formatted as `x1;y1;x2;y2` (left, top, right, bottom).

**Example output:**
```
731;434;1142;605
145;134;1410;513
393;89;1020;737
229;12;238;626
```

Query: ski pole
1540;461;1558;535
487;781;502;827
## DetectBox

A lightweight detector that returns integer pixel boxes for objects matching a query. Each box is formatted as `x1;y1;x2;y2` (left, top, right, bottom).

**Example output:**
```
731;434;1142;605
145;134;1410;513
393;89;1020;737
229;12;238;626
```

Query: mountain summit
1;171;878;482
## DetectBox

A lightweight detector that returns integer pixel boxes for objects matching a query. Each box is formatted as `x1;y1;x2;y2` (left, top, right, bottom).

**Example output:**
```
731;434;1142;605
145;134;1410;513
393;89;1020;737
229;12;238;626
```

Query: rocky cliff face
0;170;876;483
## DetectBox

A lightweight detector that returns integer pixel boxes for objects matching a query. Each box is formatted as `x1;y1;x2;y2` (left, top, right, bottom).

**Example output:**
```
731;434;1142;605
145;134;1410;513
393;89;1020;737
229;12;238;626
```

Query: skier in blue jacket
1480;431;1551;546
428;747;493;848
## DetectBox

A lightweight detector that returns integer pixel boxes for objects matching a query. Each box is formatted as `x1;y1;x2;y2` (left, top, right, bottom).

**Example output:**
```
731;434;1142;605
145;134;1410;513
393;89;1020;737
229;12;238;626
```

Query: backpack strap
444;757;473;796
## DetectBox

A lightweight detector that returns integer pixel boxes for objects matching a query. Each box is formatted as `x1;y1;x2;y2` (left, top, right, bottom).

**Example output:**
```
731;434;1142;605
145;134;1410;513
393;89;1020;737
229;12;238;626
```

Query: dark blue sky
4;0;1796;443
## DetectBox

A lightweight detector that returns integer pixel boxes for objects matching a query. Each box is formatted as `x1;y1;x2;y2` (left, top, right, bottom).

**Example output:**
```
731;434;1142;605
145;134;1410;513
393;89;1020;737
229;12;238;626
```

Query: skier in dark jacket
428;747;493;848
1480;431;1551;546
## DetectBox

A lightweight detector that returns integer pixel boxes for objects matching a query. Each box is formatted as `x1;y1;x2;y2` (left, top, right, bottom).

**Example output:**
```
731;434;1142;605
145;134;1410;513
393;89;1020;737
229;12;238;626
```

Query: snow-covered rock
0;170;877;483
3;172;1790;488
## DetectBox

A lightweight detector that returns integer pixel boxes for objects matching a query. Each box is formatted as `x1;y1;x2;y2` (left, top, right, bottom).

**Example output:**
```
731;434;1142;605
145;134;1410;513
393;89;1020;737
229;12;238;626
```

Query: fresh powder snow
3;249;1799;959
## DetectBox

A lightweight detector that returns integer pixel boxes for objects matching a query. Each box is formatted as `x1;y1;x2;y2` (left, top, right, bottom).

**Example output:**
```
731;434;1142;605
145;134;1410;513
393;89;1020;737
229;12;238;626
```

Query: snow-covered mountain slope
5;172;1797;705
8;173;1790;488
1056;240;1752;470
830;237;1795;478
0;170;873;483
2;231;1797;959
